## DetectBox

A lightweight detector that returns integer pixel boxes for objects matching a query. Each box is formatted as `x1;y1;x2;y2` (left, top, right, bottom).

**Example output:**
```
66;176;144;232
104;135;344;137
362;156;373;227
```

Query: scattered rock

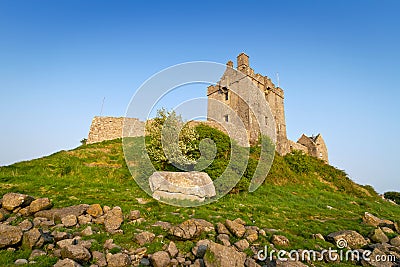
369;228;389;244
381;227;394;234
61;214;78;227
192;239;210;258
149;171;216;202
92;251;107;267
104;207;123;234
29;198;52;213
233;218;246;225
390;236;400;247
87;204;103;218
60;244;91;262
128;210;140;220
271;235;290;247
152;221;172;231
203;241;246;267
170;219;214;240
234;239;250;251
52;231;69;242
14;259;28;265
327;230;368;249
0;224;23;248
244;228;258;242
54;258;82;267
217;234;231;246
22;228;41;249
167;241;178;257
78;214;92;225
134;231;155;246
18;219;33;232
245;258;262;267
81;226;93;236
225;219;246;238
106;252;131;267
35;204;89;222
216;222;231;235
104;239;118;250
29;249;46;260
313;233;325;241
2;193;34;211
150;251;170;267
140;258;151;266
56;238;75;249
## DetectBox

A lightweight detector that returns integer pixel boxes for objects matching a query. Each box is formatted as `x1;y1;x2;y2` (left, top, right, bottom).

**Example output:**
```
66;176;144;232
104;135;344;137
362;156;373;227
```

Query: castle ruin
207;53;328;162
87;53;328;163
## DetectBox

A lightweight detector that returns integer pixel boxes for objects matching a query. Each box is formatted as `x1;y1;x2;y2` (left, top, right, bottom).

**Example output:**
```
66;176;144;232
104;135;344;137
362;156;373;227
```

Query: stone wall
87;117;144;144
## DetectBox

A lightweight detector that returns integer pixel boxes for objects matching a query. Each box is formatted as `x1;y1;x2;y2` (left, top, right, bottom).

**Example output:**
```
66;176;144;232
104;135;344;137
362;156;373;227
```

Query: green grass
0;128;399;266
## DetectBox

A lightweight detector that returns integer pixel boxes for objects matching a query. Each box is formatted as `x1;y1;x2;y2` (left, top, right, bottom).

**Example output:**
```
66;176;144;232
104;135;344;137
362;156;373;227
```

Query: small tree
145;109;199;170
80;138;87;146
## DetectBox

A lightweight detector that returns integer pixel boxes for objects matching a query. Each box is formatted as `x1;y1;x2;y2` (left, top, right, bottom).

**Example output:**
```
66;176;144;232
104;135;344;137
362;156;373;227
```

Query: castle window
225;92;229;100
224;115;229;122
265;116;268;126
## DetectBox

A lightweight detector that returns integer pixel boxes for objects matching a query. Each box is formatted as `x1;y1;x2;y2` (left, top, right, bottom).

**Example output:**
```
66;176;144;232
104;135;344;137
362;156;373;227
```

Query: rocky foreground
0;192;399;267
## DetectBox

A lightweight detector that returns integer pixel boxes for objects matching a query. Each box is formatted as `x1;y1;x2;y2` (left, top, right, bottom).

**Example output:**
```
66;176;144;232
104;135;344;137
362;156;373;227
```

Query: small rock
258;229;266;237
81;226;93;236
244;228;258;243
271;235;290;247
61;214;78;227
233;218;246;225
60;244;91;262
234;239;250;251
140;258;151;266
2;193;34;211
381;227;394;234
78;214;92;225
225;219;246;238
370;228;389;244
128;210;141;220
29;198;52;213
103;206;111;213
56;238;75;249
29;249;46;260
170;219;214;240
390;236;400;247
104;207;123;233
203;241;246;267
134;231;155;246
87;204;103;218
35;204;89;222
313;233;325;241
327;230;368;249
14;259;28;265
18;219;33;232
92;251;107;267
152;221;172;230
167;241;178;257
54;258;82;267
52;231;69;242
22;228;41;249
245;258;262;267
216;222;231;235
217;234;231;247
104;239;118;250
106;253;131;267
395;222;400;234
150;251;170;267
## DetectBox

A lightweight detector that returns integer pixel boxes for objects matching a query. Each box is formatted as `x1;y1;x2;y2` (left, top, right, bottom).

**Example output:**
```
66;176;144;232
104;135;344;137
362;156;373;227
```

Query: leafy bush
384;191;400;204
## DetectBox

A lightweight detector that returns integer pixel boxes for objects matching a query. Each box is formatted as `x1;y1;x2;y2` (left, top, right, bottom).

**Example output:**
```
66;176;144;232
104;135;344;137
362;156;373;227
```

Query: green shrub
384;191;400;204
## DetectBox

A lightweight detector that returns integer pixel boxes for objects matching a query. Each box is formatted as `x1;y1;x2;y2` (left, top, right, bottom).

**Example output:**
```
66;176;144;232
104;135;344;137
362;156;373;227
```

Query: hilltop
0;126;399;266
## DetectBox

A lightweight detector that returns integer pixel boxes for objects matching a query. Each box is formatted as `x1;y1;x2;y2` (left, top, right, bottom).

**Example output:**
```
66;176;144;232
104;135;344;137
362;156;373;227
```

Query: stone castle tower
207;53;329;163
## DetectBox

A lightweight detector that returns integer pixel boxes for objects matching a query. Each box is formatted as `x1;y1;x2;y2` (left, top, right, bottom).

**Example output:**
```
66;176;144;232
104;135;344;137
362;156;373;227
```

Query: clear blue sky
1;0;399;193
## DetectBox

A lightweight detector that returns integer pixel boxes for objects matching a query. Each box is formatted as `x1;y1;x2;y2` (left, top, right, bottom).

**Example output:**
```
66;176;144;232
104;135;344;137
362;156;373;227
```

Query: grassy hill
0;125;399;266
